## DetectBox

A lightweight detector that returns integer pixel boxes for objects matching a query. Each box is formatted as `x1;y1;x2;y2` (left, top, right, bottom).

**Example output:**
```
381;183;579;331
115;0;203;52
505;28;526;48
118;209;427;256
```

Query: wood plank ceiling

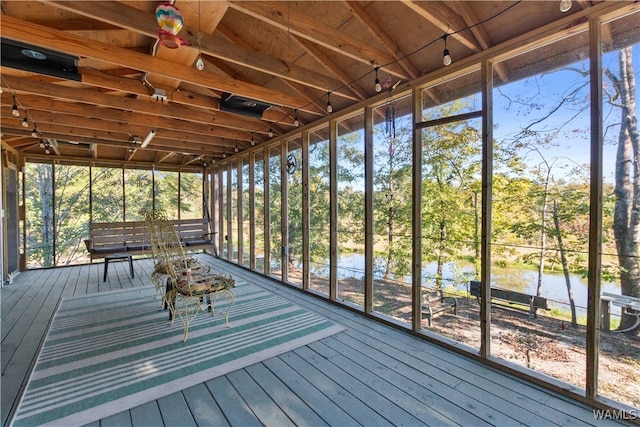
0;1;594;167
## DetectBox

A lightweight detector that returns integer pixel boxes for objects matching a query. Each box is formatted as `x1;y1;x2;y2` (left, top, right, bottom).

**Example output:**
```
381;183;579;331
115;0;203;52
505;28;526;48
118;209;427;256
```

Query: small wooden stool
104;253;134;282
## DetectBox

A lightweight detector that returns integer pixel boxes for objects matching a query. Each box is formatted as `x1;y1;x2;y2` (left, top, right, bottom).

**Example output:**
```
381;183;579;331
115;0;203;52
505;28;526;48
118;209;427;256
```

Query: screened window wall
23;163;206;268
211;7;639;411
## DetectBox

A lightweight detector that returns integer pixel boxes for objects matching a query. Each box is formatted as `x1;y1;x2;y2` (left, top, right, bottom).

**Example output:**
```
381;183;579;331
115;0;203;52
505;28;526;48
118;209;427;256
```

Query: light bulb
559;0;572;12
234;146;239;153
39;141;45;148
251;139;256;146
443;49;452;66
195;56;205;71
326;93;332;113
374;68;382;92
268;127;273;138
45;148;51;155
294;110;299;127
12;105;20;117
32;128;38;137
223;153;227;158
22;117;29;127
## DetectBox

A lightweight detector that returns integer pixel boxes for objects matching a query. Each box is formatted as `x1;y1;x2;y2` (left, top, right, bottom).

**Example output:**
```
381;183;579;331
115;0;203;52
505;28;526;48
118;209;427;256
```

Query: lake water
306;253;622;313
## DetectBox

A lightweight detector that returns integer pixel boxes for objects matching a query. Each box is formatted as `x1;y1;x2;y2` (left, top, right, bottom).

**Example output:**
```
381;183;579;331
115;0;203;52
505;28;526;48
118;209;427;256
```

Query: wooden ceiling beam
1;15;309;111
401;1;482;53
1;94;261;141
0;107;260;147
294;36;368;101
228;1;409;80
451;1;509;82
48;1;356;102
1;75;269;134
345;1;421;80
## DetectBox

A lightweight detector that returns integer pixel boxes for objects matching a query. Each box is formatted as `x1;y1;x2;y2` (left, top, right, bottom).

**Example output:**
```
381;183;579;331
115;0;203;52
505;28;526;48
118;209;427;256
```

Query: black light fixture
31;125;38;138
22;115;29;128
374;67;382;93
326;92;333;113
12;95;20;117
442;34;452;66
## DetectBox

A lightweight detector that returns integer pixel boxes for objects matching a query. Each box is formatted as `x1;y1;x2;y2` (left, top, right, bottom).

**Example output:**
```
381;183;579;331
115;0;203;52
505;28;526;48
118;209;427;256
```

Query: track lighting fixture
22;116;29;128
442;34;452;66
140;130;156;148
326;92;333;113
294;110;299;127
559;0;571;12
374;67;382;93
12;96;20;117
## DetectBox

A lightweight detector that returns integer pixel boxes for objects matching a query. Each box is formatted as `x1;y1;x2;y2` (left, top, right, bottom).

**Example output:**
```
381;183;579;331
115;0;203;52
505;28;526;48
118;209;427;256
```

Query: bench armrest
84;239;94;252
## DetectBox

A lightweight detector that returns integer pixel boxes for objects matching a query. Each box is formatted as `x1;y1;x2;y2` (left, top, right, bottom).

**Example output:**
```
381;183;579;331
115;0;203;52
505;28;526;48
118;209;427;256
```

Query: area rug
12;281;344;426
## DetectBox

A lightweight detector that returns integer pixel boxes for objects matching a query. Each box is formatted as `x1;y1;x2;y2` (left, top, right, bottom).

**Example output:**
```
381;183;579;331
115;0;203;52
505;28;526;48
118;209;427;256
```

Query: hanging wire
283;1;522;123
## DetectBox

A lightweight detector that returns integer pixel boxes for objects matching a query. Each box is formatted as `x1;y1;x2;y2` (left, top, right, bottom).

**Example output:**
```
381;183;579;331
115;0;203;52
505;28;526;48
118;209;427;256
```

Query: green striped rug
12;281;344;426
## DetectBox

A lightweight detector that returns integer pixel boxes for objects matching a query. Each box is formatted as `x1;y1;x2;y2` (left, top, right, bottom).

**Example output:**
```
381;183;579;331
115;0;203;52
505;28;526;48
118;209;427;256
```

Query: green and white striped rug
12;281;344;426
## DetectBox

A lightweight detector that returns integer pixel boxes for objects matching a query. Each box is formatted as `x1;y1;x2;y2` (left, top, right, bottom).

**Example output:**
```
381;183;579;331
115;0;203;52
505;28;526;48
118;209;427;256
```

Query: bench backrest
90;221;148;246
89;218;210;246
469;280;548;309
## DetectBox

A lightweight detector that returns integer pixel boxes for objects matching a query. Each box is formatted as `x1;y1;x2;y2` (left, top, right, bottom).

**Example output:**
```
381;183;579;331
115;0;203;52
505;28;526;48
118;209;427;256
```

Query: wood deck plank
182;383;229;427
244;363;329;426
262;356;360;427
278;350;391;426
294;344;430;426
157;392;197;427
130;400;164;427
226;369;295;427
326;333;505;426
204;376;263;427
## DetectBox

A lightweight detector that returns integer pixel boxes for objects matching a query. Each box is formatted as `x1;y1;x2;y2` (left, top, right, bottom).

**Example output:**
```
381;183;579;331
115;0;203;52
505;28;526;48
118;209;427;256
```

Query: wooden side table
104;253;134;282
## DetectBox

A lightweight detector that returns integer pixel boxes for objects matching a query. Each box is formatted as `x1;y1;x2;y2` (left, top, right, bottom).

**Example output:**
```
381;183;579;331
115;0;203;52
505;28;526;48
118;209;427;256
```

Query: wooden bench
84;218;215;261
422;288;458;326
470;280;549;319
600;292;640;333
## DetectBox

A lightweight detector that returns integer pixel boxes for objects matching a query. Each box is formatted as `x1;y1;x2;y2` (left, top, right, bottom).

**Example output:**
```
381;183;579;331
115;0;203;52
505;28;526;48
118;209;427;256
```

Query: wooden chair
154;214;235;341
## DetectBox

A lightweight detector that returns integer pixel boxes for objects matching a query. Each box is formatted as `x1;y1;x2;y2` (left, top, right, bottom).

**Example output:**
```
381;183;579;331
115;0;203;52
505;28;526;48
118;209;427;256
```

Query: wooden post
480;59;494;358
329;120;338;301
586;17;603;400
249;154;256;270
263;146;271;276
237;158;244;266
412;88;423;331
281;139;289;283
226;165;232;261
364;106;374;313
302;130;310;290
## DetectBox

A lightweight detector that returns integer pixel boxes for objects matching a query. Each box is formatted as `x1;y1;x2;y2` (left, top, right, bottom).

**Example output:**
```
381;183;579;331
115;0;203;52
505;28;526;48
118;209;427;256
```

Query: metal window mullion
263;146;271;276
237;158;243;266
249;154;256;270
281;140;288;283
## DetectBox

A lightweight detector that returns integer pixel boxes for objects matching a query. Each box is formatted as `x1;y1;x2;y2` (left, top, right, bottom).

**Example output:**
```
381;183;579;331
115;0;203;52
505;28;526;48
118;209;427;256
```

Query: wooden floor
1;254;631;427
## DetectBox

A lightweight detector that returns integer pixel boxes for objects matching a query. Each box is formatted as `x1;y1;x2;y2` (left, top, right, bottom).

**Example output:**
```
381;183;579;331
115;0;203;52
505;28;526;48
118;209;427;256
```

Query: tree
605;46;640;334
421;110;481;289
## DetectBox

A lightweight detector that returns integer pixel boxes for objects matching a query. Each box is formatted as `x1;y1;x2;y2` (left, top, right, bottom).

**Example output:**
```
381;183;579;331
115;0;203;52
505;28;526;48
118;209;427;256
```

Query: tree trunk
610;47;640;335
553;201;577;326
